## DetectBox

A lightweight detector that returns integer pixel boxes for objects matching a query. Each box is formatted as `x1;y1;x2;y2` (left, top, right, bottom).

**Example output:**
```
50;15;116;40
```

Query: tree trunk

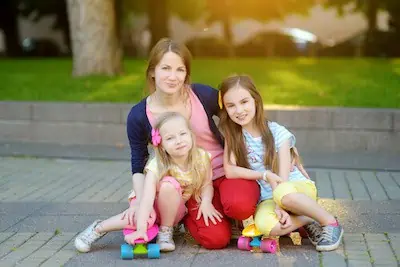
148;0;169;49
66;0;122;76
0;0;22;57
59;0;72;54
114;0;124;72
266;36;275;57
355;42;362;57
219;0;234;57
222;14;235;57
364;0;378;56
387;3;400;57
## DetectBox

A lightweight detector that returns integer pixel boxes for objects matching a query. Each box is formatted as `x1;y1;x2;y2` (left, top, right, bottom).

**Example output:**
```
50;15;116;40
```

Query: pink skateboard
120;201;160;259
121;225;160;259
122;224;159;244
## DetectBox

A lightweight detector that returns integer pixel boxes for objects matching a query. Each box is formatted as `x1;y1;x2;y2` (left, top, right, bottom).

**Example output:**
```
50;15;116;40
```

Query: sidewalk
1;141;400;171
0;156;399;267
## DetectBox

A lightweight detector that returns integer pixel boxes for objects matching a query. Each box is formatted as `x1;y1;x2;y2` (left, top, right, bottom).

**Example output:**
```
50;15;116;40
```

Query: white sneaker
157;226;175;252
74;220;106;253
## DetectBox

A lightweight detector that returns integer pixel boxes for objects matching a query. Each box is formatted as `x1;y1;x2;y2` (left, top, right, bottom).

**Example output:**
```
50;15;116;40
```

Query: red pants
183;176;260;249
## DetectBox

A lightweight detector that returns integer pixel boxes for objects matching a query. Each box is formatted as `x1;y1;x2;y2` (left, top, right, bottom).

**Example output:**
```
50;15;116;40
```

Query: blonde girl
130;112;222;251
75;112;222;253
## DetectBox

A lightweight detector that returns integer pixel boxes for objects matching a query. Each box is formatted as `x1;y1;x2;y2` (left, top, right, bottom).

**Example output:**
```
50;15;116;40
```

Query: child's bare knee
280;193;297;208
269;225;283;237
159;181;176;192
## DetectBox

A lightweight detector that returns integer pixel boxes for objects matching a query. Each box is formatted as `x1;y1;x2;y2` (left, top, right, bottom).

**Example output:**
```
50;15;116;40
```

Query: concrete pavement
0;156;399;266
1;141;400;171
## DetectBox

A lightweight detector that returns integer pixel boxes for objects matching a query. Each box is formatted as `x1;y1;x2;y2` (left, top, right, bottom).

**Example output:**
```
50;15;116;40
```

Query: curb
1;102;399;153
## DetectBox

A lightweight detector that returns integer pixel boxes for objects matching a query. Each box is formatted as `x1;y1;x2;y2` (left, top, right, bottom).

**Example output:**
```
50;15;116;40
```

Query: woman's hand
274;205;292;229
196;200;223;226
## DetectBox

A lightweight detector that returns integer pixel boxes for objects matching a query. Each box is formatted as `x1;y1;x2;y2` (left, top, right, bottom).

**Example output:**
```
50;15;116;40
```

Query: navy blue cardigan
126;83;224;174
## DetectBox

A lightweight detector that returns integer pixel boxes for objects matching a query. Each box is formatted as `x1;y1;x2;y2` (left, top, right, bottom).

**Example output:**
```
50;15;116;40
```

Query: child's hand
263;171;283;184
121;203;139;227
290;147;310;179
274;206;292;229
297;163;310;179
196;201;223;226
124;229;148;245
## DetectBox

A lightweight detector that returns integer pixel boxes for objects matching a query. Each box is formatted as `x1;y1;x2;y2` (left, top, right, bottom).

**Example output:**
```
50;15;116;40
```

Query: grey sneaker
157;226;175;252
304;221;323;246
316;224;344;251
74;220;106;253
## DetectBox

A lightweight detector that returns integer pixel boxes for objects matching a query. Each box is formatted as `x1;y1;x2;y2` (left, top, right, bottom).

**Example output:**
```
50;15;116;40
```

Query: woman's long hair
153;112;210;202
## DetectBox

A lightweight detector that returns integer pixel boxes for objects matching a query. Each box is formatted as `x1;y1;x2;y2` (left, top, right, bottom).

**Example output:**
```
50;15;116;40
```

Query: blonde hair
218;75;302;173
146;38;192;94
153;112;210;202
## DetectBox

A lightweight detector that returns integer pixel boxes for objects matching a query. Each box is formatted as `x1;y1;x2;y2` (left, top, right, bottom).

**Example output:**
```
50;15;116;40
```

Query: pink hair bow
151;129;161;147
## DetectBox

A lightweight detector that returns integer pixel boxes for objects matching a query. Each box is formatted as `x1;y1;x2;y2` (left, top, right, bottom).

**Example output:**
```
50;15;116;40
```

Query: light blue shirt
243;121;311;202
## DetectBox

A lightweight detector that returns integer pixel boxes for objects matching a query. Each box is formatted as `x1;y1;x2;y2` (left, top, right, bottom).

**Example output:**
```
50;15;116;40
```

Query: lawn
0;58;399;108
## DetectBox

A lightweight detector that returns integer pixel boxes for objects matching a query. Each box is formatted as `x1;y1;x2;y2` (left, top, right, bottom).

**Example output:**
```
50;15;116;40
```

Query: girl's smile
236;113;248;121
223;86;256;129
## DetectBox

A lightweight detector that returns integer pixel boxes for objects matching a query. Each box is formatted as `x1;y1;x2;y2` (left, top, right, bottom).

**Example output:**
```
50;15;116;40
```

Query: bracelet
262;171;268;181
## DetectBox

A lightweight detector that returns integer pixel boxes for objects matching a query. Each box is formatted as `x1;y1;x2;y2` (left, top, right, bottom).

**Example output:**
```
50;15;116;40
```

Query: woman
124;38;260;249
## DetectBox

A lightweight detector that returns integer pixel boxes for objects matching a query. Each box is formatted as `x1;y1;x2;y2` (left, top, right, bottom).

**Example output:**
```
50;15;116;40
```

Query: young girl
218;75;343;252
75;112;222;252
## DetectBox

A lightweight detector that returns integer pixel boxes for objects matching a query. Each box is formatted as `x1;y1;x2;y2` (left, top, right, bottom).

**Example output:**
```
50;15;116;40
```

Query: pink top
146;89;224;180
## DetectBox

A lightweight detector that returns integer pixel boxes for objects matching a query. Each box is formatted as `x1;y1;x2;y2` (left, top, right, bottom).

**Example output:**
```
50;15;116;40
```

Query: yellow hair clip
218;91;223;109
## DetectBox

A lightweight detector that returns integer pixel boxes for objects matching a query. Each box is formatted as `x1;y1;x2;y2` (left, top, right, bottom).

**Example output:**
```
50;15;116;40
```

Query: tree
387;3;400;32
123;0;170;49
383;0;400;56
0;0;22;57
324;0;382;56
205;0;234;56
124;0;315;56
66;0;123;76
123;0;204;50
147;0;169;48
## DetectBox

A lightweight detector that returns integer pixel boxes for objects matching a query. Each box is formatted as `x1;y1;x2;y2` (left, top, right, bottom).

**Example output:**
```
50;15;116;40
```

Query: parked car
236;29;321;57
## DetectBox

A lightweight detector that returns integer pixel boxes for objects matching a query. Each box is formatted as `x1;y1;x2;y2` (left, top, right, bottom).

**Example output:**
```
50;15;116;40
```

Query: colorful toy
237;224;277;253
120;224;160;259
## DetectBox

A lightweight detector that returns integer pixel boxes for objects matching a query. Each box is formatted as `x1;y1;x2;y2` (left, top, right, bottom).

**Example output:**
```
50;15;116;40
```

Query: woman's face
153;51;187;95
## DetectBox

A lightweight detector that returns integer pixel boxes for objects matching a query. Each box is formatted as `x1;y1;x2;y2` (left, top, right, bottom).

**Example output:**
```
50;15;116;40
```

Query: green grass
0;58;399;108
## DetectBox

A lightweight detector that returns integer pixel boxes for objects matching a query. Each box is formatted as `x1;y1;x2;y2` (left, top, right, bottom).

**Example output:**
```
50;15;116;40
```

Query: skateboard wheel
237;236;251;251
121;243;134;259
147;243;160;259
260;239;277;254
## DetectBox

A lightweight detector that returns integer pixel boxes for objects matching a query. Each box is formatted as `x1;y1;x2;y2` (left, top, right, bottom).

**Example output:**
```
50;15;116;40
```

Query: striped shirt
243;121;310;201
